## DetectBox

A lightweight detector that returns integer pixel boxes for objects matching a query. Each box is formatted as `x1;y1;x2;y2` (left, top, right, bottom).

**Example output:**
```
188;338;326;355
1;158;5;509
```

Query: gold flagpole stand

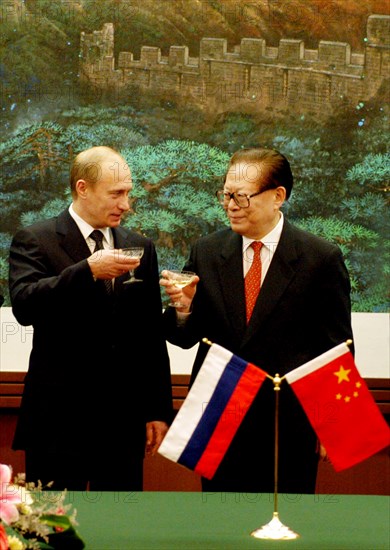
201;339;299;540
250;373;299;540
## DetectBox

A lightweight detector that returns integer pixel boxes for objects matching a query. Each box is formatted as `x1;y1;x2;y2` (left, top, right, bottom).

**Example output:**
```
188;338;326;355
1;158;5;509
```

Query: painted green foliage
0;105;388;312
122;140;229;261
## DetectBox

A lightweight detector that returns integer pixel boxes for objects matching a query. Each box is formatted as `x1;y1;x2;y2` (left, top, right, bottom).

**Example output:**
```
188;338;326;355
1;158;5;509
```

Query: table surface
62;491;390;550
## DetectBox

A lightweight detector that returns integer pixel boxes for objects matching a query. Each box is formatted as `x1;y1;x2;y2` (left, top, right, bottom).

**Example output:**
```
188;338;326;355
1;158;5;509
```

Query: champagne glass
164;270;196;308
121;247;144;284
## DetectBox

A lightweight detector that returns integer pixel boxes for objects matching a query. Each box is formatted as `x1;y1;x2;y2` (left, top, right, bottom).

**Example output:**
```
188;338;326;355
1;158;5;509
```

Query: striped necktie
89;230;113;295
245;241;263;323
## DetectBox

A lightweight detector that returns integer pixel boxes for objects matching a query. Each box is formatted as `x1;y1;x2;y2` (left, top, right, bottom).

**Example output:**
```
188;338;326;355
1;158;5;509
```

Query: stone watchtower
79;15;390;116
365;15;390;94
80;23;115;88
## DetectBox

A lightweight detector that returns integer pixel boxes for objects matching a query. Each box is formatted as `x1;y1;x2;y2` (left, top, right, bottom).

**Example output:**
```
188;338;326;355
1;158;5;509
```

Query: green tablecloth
67;491;389;549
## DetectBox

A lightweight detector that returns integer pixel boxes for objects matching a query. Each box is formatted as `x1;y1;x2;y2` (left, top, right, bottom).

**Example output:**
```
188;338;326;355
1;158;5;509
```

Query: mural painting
0;1;389;311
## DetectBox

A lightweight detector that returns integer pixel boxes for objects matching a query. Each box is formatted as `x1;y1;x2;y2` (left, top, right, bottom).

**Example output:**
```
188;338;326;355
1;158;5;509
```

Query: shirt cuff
176;310;191;326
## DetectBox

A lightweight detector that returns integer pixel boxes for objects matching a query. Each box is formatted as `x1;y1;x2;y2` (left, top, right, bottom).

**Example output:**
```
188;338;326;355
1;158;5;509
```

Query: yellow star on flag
334;365;351;384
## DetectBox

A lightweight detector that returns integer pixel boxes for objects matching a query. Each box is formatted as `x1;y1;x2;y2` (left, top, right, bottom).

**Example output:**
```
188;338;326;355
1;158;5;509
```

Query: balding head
70;146;127;198
70;146;132;228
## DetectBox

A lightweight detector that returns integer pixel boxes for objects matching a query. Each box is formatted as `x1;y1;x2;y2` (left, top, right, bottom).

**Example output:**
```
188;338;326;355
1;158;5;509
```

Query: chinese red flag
285;343;390;472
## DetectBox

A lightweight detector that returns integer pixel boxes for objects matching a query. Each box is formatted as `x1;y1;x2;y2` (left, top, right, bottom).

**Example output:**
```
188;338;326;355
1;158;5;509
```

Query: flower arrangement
0;464;85;550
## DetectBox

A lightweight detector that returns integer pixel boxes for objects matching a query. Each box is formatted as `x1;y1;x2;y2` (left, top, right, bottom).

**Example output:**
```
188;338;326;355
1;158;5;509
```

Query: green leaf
40;514;73;529
40;515;85;549
47;525;85;550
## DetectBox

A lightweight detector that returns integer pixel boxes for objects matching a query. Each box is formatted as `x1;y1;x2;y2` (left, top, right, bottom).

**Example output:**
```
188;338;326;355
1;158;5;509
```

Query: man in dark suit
9;146;172;491
161;147;353;494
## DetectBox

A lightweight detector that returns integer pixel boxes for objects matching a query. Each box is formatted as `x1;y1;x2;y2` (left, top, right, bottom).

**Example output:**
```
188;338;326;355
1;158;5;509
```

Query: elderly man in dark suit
9;146;172;491
161;147;353;494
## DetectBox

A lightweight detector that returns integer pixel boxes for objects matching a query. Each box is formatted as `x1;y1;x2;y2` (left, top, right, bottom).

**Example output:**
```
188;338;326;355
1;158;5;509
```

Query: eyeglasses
216;188;270;208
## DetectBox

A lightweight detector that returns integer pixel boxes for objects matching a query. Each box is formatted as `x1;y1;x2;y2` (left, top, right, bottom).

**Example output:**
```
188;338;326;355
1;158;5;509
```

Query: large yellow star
334;365;351;384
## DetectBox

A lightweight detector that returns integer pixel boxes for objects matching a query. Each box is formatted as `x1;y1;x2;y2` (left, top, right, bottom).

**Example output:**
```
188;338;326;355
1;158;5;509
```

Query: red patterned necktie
245;241;263;323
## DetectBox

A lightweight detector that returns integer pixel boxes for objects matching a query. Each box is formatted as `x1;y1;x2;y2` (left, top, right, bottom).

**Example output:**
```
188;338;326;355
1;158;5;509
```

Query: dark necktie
245;241;263;324
89;230;113;295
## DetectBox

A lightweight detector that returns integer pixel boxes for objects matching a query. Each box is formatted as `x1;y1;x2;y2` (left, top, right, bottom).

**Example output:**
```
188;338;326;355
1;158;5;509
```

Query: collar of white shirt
242;212;284;252
69;204;113;249
242;212;284;278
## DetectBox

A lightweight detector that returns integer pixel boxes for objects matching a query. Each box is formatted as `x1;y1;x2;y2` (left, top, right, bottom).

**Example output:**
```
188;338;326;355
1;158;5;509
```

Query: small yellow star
334;365;351;384
336;393;342;400
344;396;351;403
356;381;361;388
353;391;359;398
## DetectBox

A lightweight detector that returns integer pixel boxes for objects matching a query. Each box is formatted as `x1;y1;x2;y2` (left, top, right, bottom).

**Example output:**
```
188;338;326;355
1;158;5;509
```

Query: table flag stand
250;372;299;540
198;338;300;540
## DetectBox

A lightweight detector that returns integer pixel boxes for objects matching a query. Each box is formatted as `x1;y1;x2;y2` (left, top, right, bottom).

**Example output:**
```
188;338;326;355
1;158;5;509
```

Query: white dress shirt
176;213;284;322
242;212;284;283
69;204;114;251
69;204;114;288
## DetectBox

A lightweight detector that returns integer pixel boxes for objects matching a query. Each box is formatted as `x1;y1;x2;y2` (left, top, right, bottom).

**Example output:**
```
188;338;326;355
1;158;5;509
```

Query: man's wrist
176;309;191;325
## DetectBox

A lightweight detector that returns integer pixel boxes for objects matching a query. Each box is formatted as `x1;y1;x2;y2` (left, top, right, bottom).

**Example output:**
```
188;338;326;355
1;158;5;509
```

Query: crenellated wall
79;14;390;115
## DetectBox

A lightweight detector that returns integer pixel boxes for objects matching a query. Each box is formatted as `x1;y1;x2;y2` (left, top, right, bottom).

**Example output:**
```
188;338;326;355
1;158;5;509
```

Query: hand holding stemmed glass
121;247;144;284
160;269;199;309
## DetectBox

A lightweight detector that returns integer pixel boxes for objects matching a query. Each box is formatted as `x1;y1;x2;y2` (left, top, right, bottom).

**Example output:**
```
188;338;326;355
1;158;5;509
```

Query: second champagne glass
121;247;144;284
164;270;196;308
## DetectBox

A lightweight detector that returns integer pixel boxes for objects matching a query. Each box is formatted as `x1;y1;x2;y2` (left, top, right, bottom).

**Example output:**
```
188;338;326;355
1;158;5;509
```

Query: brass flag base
250;373;300;541
251;512;300;540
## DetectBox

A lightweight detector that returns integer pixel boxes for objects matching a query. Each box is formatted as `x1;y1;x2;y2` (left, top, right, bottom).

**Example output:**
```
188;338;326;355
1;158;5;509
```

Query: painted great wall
79;14;389;116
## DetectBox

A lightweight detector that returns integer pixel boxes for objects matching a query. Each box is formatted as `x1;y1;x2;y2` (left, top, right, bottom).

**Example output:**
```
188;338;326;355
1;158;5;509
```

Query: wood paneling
1;372;389;494
0;410;25;476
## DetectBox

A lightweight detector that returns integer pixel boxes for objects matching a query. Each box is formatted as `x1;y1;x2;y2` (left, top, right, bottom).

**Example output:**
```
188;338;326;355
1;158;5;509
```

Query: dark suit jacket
164;219;353;492
9;209;172;457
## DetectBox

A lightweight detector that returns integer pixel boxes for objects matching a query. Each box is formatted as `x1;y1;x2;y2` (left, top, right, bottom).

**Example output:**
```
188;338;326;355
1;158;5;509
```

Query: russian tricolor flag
158;343;268;479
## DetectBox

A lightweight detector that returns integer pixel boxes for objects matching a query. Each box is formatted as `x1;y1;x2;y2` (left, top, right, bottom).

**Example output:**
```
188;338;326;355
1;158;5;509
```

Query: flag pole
273;374;281;516
250;372;299;540
251;339;353;539
202;338;299;539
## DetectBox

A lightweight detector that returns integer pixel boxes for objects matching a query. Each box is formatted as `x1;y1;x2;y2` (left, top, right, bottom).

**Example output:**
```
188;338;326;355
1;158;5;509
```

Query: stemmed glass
164;270;196;308
121;247;144;284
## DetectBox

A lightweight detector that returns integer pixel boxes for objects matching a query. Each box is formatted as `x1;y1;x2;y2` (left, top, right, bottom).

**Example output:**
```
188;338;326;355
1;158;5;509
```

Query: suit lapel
111;226;141;292
56;210;91;262
56;211;138;297
217;232;247;340
112;226;131;249
242;220;299;345
56;211;132;257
